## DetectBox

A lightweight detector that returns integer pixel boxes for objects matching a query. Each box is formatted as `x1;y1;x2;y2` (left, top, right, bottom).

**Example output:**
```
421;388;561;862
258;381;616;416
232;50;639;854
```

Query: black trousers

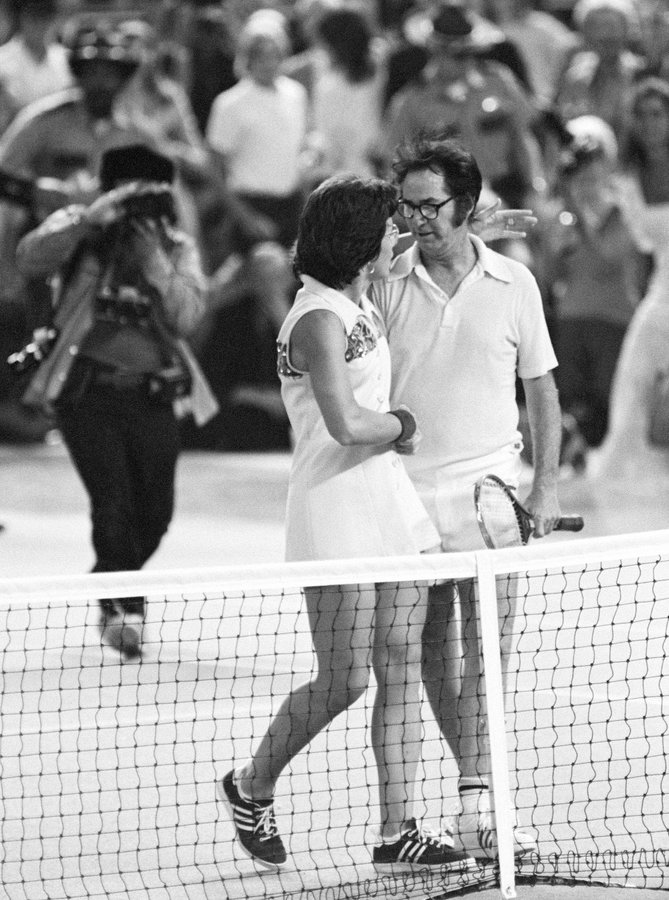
58;377;180;616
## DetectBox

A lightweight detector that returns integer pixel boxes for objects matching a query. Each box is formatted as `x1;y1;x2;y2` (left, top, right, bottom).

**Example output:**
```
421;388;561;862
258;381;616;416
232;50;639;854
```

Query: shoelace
407;823;446;849
416;822;455;846
253;803;279;842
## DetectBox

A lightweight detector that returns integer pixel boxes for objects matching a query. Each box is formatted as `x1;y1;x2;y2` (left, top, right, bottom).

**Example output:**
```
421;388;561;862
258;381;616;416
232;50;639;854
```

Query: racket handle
556;515;584;532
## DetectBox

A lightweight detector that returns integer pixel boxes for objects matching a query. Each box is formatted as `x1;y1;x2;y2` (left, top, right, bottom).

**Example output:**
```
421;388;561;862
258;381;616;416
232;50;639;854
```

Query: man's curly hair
392;131;482;227
293;175;398;289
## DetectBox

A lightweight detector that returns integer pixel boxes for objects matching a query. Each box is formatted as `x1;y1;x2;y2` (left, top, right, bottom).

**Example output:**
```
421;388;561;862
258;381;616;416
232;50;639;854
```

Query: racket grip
556;515;584;532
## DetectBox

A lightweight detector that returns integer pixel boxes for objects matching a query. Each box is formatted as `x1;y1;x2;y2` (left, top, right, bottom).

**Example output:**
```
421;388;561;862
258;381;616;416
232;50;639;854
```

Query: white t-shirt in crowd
206;75;308;197
0;37;74;110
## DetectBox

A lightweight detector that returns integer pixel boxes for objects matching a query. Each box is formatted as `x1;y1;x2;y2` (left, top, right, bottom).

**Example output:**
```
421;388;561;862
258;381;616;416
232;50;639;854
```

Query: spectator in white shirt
0;0;73;121
205;10;309;248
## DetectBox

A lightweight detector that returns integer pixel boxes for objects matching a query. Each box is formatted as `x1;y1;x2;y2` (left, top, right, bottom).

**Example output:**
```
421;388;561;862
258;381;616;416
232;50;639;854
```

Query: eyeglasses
397;197;454;220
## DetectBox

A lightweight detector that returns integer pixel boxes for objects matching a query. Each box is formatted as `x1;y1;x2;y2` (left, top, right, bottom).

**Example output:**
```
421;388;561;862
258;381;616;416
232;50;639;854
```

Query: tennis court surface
0;445;668;899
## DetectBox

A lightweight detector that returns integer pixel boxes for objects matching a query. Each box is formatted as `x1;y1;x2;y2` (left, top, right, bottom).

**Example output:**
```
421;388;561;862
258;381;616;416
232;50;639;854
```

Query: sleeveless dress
596;187;669;485
276;275;439;562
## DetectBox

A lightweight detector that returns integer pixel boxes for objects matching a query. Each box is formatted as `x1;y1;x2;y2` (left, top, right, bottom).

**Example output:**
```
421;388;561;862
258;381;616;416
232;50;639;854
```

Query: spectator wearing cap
0;18;154;444
383;1;543;209
0;0;74;120
554;0;645;143
205;10;310;249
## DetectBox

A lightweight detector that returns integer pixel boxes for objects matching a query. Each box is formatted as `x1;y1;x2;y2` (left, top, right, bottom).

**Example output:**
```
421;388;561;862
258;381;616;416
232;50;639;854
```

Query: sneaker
457;799;536;859
218;770;287;870
98;610;144;660
373;818;475;873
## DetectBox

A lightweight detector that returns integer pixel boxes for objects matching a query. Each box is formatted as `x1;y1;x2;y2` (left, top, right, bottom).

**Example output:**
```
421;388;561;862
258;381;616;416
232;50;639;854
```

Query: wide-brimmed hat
403;2;505;54
64;21;141;77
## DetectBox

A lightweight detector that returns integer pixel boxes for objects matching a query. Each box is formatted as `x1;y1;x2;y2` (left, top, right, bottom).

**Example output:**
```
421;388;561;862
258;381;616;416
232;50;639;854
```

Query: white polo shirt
0;37;73;110
206;75;307;197
370;234;558;477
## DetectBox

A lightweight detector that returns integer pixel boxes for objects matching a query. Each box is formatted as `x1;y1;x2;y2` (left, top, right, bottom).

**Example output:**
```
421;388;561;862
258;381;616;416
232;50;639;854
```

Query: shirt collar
300;273;377;317
387;233;514;285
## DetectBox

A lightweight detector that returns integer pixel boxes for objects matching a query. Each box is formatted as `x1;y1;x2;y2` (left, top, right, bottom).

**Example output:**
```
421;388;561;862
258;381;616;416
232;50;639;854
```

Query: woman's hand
471;198;537;242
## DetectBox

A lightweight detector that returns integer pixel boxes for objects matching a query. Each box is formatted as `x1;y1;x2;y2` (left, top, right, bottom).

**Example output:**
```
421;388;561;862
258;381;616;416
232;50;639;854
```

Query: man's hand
471;198;537;242
85;182;140;228
522;484;561;538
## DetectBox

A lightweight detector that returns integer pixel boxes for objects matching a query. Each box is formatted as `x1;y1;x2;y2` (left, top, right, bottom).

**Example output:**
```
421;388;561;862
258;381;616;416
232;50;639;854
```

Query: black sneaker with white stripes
218;770;287;870
373;818;475;873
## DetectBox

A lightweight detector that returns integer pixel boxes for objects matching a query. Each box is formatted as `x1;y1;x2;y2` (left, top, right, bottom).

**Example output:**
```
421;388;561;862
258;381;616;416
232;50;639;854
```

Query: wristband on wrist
388;407;417;442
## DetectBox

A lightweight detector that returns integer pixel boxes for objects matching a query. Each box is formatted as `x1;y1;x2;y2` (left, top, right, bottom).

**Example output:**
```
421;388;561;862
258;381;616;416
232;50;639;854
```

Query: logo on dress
276;340;301;378
345;317;377;362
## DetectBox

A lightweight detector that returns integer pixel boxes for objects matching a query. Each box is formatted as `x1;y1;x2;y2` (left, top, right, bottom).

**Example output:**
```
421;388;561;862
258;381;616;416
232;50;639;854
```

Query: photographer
15;143;217;659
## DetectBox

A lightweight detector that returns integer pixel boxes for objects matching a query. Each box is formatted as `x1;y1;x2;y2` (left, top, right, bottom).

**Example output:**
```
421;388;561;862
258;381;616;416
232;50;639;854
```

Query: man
0;19;148;442
370;135;562;857
555;0;644;145
0;0;74;117
15;144;216;660
384;1;542;209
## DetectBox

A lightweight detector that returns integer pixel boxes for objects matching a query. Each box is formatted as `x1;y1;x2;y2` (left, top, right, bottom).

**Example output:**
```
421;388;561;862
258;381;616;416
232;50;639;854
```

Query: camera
7;326;59;375
120;184;177;224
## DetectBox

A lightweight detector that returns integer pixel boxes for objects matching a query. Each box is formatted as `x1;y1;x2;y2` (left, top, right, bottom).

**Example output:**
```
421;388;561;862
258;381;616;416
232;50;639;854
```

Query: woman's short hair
293;175;397;289
234;10;291;78
392;133;482;227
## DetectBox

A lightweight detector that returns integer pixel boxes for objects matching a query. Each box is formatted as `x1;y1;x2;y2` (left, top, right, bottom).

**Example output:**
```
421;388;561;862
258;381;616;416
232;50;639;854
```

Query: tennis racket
474;473;584;549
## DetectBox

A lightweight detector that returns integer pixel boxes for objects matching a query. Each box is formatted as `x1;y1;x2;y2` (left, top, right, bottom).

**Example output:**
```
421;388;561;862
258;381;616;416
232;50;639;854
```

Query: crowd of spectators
2;0;669;478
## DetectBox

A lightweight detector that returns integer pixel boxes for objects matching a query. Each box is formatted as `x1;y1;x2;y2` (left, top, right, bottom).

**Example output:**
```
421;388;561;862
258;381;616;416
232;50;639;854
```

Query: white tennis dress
277;275;439;561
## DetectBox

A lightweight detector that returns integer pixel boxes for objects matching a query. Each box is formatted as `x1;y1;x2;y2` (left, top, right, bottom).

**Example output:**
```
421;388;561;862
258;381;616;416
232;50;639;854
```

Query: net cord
0;528;668;604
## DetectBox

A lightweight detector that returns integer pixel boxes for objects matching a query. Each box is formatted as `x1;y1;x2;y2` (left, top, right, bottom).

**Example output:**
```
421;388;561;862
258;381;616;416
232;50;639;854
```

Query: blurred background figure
479;0;579;107
309;4;387;180
205;8;309;250
0;17;146;445
540;114;641;463
595;77;669;485
383;1;543;209
183;241;293;452
554;0;644;143
0;0;73;127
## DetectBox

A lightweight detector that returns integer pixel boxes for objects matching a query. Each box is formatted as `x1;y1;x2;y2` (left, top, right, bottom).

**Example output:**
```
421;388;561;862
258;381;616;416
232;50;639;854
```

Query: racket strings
479;482;524;547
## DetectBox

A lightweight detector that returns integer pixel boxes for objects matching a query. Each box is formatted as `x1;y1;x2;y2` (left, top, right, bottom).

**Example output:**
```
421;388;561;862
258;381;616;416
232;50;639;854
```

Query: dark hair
622;77;669;171
316;7;375;84
392;132;482;226
293;175;397;289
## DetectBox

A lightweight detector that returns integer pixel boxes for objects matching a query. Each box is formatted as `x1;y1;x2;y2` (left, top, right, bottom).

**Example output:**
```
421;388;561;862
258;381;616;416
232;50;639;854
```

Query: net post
475;550;517;900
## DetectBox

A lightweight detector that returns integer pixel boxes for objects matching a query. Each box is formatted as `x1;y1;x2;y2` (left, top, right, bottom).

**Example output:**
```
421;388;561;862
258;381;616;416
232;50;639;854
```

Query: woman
310;6;386;179
218;175;471;875
595;77;669;486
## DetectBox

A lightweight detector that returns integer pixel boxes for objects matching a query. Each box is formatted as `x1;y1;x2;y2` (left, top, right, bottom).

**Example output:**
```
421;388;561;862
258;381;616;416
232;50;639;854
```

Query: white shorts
411;444;523;552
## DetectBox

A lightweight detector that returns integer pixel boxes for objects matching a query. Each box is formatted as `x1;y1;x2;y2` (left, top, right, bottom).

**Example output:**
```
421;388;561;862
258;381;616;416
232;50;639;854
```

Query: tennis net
0;529;668;900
